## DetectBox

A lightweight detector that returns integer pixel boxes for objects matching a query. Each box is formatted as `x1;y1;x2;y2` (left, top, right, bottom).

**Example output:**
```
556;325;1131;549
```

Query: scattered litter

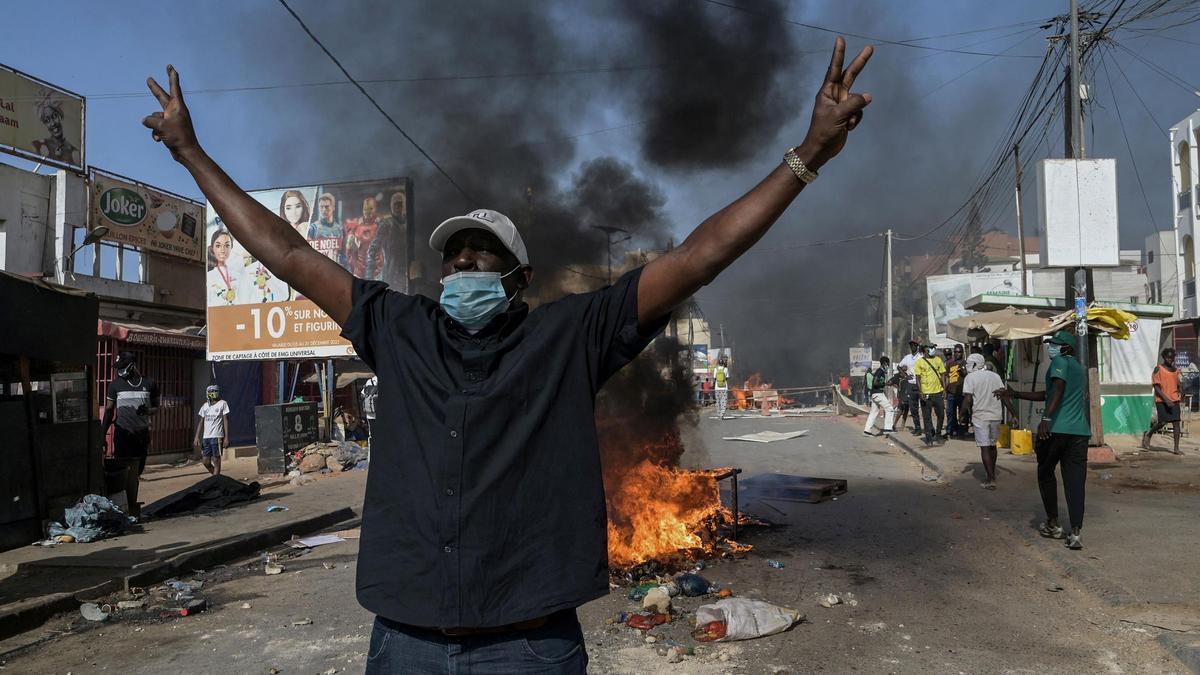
818;594;842;608
336;527;361;539
48;495;134;543
241;603;253;609
666;645;686;663
1046;585;1064;592
80;602;110;622
718;588;734;598
322;669;339;675
625;613;669;630
767;560;786;569
722;430;809;444
287;534;345;549
1100;473;1113;480
55;535;76;543
643;587;672;614
322;562;337;570
694;598;803;641
628;583;657;601
292;618;313;626
675;573;711;597
116;599;146;610
265;505;289;513
264;554;285;575
693;620;727;642
290;473;317;487
175;599;208;616
645;635;657;644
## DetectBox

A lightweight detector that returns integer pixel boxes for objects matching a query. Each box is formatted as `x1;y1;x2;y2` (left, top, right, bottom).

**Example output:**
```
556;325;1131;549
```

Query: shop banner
0;64;84;171
205;178;411;361
926;271;1022;344
90;170;205;262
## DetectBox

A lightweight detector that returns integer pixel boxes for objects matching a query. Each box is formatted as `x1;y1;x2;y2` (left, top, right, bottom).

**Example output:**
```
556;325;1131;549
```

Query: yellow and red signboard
205;178;410;361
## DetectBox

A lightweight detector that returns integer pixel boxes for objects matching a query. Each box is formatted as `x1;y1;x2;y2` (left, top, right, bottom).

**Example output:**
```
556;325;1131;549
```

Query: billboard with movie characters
205;177;411;361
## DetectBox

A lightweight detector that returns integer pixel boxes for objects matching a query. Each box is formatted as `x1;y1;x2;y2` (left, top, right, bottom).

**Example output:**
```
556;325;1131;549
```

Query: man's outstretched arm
637;37;873;330
142;66;352;325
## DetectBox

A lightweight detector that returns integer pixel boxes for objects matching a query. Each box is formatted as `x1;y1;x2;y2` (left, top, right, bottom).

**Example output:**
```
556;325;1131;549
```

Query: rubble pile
287;441;368;485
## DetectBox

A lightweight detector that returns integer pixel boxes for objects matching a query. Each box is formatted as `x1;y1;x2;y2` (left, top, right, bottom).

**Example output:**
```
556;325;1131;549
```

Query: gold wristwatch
783;147;818;184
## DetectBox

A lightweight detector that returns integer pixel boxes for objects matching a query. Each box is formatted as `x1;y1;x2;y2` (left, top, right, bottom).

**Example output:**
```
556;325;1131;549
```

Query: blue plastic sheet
47;495;134;543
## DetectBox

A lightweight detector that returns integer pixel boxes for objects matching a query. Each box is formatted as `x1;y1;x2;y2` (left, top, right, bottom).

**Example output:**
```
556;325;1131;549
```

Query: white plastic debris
694;598;803;641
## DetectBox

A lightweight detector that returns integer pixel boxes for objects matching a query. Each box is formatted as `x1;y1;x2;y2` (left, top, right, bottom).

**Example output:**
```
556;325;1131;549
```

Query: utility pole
591;225;631;285
1066;0;1102;444
1014;145;1029;295
885;229;894;359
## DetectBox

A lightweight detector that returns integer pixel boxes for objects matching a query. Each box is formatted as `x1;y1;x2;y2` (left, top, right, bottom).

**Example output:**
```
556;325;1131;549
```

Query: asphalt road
0;413;1187;674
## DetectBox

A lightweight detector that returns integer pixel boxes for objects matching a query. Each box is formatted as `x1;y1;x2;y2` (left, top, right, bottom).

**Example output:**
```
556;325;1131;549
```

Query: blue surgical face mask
439;266;522;333
1047;344;1062;360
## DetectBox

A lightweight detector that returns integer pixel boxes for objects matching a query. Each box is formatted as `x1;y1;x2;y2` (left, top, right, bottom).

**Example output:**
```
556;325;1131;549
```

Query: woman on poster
206;227;242;306
278;190;312;239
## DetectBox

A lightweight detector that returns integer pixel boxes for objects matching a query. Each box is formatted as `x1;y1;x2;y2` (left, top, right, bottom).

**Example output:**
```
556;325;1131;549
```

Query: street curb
0;506;356;642
1160;634;1200;675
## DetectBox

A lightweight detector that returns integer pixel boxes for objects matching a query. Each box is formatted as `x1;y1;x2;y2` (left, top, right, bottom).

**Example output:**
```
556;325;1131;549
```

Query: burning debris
597;339;759;573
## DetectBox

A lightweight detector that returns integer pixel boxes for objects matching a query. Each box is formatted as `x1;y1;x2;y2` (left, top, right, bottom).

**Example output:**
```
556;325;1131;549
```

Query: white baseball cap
429;209;529;265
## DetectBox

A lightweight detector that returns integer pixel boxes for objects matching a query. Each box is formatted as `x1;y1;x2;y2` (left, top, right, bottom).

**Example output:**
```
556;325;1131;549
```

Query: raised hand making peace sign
141;65;200;162
798;37;874;170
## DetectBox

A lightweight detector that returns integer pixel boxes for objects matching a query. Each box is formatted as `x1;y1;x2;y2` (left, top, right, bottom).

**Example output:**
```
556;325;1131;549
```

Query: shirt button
444;546;453;553
445;488;454;496
449;430;458;438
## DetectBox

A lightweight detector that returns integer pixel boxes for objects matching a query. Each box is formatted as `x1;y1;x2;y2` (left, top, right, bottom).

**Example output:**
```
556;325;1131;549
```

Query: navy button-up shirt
341;267;664;628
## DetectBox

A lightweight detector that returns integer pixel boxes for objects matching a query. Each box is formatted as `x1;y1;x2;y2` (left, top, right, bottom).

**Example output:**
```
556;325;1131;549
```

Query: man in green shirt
996;330;1089;550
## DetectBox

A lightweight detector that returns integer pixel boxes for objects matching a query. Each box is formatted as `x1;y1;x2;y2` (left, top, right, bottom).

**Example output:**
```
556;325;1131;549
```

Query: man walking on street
864;356;895;436
913;344;947;445
997;331;1090;550
100;352;159;518
898;339;923;435
961;353;1009;489
713;356;731;420
140;38;875;672
194;384;229;476
1142;347;1184;455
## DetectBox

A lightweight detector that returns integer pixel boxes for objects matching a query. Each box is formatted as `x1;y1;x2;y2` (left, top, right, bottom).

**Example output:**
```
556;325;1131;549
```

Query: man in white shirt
960;354;1012;489
194;384;230;476
897;339;922;435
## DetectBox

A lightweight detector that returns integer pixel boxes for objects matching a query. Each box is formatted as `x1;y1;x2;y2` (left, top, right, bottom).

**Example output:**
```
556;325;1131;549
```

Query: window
70;226;145;283
1148;250;1155;264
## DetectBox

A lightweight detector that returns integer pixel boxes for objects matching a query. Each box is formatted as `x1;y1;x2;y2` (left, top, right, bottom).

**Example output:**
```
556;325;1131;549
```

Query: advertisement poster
849;347;873;376
90;170;205;262
0;65;84;171
206;178;411;361
925;271;1021;344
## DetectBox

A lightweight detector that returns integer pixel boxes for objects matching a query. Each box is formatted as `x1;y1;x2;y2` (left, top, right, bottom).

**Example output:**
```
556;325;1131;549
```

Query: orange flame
606;460;730;567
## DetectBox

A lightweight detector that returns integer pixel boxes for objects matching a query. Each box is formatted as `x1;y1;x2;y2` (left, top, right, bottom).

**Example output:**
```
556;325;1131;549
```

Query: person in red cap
140;37;874;673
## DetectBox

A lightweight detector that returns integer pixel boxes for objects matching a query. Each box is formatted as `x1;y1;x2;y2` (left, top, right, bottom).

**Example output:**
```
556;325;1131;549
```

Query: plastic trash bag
693;598;804;641
47;495;134;543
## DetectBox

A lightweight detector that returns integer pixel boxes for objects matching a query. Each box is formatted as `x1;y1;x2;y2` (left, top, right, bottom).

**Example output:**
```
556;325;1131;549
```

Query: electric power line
696;0;1045;58
1099;46;1160;235
276;0;477;205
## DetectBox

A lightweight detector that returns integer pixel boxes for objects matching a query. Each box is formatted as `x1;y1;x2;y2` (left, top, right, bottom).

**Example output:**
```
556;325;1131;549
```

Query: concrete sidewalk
882;424;1200;671
0;465;367;640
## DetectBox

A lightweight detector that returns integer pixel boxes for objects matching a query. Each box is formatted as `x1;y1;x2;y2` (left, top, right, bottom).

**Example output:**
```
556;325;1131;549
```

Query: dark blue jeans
946;391;962;436
365;609;588;674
